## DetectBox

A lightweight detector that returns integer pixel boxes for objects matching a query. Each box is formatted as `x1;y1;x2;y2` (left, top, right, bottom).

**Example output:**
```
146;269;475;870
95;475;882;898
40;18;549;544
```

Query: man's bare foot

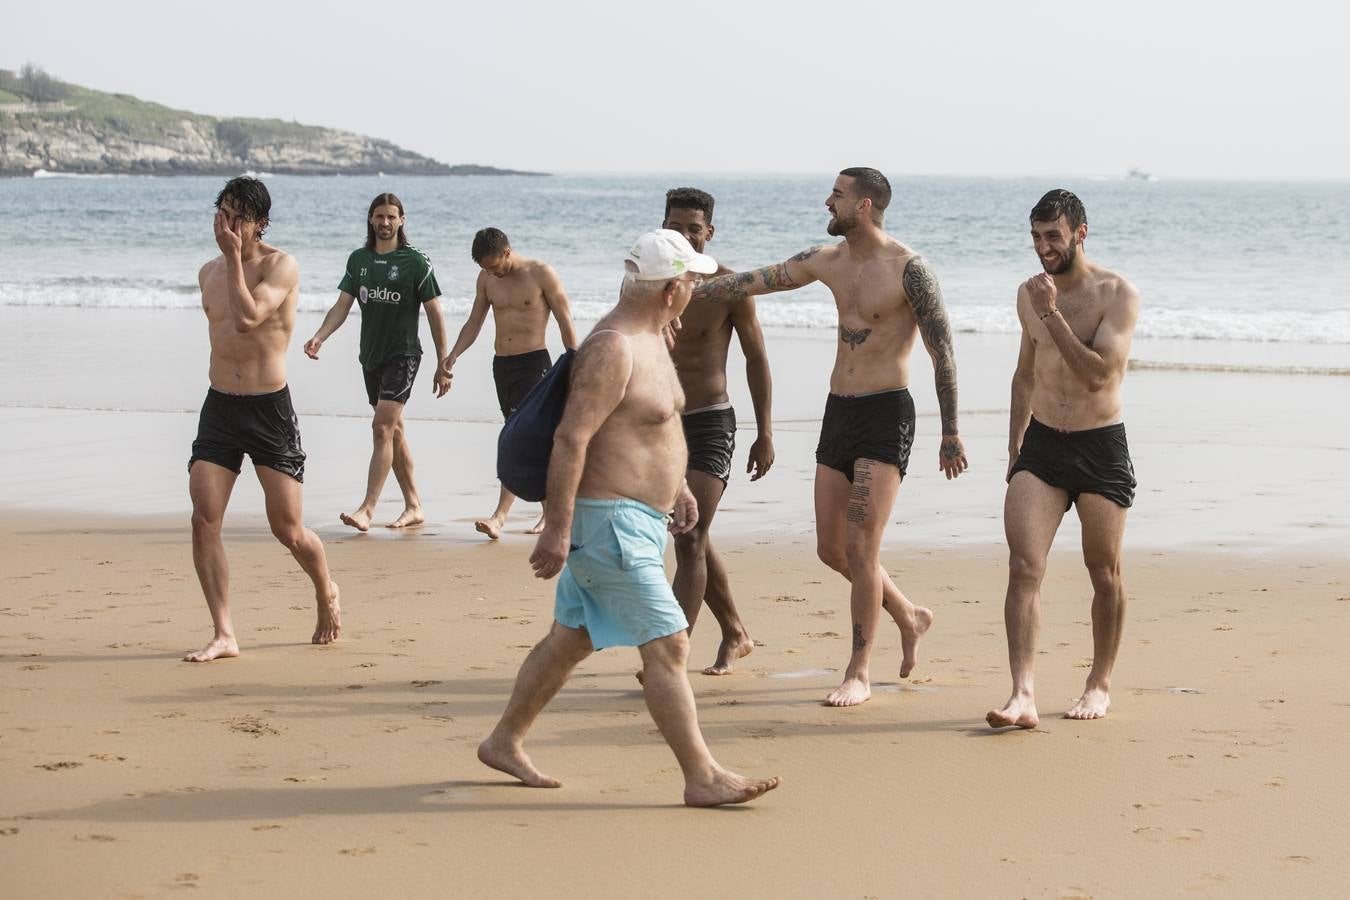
824;676;871;707
387;507;425;529
987;692;1039;729
898;606;933;679
684;768;781;807
313;583;341;645
702;636;754;675
1064;686;1110;720
477;737;561;788
475;515;504;541
184;636;239;663
526;514;546;535
340;509;372;533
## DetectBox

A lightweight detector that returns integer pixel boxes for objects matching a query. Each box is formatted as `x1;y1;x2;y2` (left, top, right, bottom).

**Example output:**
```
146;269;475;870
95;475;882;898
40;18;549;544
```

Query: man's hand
746;435;775;481
669;483;699;535
213;211;243;258
1024;273;1058;318
939;434;968;480
303;336;323;360
432;358;452;397
529;525;569;579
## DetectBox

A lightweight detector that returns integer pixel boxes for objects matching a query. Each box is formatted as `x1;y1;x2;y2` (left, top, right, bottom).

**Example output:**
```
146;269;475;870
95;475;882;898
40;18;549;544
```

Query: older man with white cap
478;230;781;807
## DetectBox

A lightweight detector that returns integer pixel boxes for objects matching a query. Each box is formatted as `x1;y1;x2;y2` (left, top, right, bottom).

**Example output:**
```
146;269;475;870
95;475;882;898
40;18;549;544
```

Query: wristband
1039;308;1058;320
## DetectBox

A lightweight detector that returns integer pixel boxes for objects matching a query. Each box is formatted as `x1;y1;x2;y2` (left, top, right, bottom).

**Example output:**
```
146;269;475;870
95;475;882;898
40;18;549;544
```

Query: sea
1;172;1347;370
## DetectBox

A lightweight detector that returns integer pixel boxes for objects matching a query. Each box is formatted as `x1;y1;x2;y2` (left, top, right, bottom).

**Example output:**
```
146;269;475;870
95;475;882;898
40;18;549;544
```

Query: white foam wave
3;285;1347;345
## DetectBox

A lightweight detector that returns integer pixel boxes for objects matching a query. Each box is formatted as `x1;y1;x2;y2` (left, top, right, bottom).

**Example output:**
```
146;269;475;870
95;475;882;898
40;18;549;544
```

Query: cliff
0;71;545;177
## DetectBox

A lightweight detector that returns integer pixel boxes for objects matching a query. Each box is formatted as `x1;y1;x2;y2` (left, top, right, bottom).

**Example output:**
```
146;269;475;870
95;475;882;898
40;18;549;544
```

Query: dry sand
3;510;1347;898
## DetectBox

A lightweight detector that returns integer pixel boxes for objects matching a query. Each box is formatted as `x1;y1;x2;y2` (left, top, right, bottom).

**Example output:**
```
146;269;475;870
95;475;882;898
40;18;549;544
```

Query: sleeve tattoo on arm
903;256;959;435
694;246;821;302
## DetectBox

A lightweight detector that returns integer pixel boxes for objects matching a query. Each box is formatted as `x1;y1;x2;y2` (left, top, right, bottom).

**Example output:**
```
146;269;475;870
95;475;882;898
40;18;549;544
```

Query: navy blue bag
497;349;576;502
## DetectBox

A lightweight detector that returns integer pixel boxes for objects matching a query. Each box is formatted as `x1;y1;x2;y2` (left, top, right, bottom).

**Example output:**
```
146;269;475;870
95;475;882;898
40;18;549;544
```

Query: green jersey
338;245;441;368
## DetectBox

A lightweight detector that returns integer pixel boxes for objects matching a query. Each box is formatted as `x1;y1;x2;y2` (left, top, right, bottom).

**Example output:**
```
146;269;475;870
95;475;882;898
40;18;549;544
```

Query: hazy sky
5;0;1346;178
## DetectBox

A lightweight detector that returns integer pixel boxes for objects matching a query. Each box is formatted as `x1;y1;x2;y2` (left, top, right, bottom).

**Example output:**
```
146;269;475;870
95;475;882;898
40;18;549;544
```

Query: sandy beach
2;306;1349;897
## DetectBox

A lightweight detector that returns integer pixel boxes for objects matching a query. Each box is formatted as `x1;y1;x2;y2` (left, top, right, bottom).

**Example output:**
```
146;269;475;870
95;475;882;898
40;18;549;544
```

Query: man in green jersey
305;193;451;531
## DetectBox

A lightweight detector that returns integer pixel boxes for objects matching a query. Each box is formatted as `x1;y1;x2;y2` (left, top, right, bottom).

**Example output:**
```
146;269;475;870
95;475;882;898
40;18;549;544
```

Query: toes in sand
184;636;239;663
387;507;425;529
824;677;871;707
1064;686;1110;720
313;583;341;645
987;694;1039;729
702;636;754;675
684;769;781;807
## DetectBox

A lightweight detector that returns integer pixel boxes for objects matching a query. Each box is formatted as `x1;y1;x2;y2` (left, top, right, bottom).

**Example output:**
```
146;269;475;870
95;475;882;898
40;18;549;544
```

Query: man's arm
529;334;633;578
693;246;823;303
1026;273;1139;391
214;213;296;332
1008;309;1036;477
729;298;775;481
439;277;491;383
903;256;967;478
304;292;356;358
539;265;579;350
423;297;451;397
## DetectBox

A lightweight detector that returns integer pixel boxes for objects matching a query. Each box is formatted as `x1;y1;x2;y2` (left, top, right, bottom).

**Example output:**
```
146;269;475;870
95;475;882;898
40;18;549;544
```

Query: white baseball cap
626;229;719;281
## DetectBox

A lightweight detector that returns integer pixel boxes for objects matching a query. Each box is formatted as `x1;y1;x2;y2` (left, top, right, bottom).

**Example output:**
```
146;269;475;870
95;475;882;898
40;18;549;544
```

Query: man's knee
641;630;690;670
674;525;710;559
546;622;594;663
372;419;396;443
1085;560;1123;596
190;507;222;539
270;521;308;552
1008;552;1047;590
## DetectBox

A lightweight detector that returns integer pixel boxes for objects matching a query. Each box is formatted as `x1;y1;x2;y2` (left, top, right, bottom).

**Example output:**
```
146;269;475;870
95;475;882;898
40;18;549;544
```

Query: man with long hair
305;193;451;530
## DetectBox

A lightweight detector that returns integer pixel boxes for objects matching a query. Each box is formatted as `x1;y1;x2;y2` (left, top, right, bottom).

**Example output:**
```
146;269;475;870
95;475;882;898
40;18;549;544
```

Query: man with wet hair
305;193;451;531
987;189;1140;729
186;176;340;662
661;187;774;675
441;227;578;539
693;167;968;707
478;230;779;807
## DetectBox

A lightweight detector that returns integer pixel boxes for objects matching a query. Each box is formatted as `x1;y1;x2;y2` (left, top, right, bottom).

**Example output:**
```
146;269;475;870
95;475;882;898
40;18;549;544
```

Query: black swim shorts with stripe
363;353;421;406
1008;417;1137;509
494;348;553;420
188;385;306;481
815;389;916;482
683;404;737;485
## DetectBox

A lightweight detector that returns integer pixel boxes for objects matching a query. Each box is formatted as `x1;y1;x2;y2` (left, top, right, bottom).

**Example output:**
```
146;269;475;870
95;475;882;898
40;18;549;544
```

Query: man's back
576;327;687;511
199;247;296;393
482;259;554;355
811;239;924;395
1022;262;1136;431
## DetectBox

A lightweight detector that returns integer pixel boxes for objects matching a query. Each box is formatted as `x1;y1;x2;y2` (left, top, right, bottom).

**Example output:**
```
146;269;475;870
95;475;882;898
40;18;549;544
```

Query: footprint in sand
1169;828;1205;843
75;833;116;842
89;754;126;762
339;847;378;856
19;664;47;671
803;632;840;639
1;828;19;837
251;824;283;831
411;680;441;688
35;761;82;771
228;717;280;737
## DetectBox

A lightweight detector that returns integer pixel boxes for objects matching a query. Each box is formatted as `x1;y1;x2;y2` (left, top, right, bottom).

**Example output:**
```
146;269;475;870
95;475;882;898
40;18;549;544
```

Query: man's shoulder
1092;266;1138;303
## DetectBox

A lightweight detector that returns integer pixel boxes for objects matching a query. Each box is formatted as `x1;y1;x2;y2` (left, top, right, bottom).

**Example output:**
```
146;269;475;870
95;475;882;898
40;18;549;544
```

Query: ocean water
2;173;1347;366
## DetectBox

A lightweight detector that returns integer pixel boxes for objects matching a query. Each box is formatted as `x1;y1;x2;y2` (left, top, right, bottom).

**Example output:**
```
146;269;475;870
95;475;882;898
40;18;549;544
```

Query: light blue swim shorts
554;497;688;650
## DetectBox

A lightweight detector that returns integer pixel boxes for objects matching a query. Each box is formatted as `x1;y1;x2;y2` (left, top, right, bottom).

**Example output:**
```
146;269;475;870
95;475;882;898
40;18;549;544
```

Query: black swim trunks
363;353;421;406
1008;417;1136;509
188;386;306;481
494;349;553;420
815;389;915;481
683;404;737;484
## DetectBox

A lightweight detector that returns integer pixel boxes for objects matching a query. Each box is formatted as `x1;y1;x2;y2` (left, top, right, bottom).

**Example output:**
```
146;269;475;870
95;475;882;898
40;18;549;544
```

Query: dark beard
1041;240;1078;275
826;214;855;237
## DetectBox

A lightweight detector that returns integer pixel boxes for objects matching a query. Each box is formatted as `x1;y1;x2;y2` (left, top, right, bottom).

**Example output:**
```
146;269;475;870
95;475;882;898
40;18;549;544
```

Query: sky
4;0;1347;179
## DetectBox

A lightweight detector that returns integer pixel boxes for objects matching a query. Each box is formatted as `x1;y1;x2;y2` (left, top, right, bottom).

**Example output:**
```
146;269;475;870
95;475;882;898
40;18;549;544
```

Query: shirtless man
304;193;451;531
987;189;1140;729
662;188;774;674
478;230;780;807
694;167;968;707
440;227;578;539
186;177;340;662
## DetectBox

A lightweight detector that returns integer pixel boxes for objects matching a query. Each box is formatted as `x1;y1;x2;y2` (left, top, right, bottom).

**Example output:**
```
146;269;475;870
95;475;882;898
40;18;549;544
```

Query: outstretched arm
214;212;297;332
693;246;823;303
730;299;775;480
539;265;579;350
903;255;967;479
529;334;634;578
304;292;356;358
1025;273;1138;392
